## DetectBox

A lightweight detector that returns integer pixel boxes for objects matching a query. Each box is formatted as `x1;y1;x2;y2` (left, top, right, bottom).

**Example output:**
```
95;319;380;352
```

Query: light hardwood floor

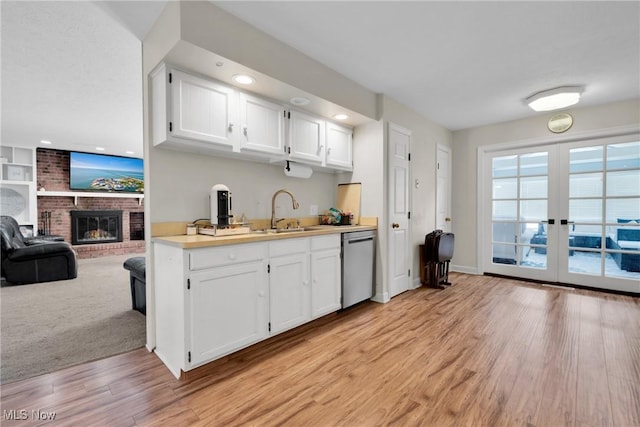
1;273;638;426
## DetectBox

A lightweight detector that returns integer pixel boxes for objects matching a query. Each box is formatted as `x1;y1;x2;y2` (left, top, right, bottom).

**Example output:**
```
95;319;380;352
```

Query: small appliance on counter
198;184;250;236
210;184;232;227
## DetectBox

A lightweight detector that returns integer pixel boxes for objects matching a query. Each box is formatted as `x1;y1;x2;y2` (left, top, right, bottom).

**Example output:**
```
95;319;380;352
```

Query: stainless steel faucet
271;189;300;229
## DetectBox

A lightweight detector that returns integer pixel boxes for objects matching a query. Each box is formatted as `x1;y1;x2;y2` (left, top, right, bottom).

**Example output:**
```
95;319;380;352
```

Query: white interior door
388;123;411;298
483;136;640;293
436;145;452;232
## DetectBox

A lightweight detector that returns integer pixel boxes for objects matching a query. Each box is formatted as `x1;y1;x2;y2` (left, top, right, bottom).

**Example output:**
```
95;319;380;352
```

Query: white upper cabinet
287;110;326;164
170;70;238;150
239;93;286;157
325;122;353;171
151;65;239;152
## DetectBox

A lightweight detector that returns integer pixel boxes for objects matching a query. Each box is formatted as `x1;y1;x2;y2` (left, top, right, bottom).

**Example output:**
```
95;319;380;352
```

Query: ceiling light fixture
526;86;583;112
40;140;52;145
126;151;135;155
232;74;255;85
290;97;310;106
333;114;349;120
96;147;105;151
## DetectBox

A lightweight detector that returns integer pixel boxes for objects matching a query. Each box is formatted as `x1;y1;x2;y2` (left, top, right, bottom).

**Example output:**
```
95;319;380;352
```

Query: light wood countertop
152;224;377;249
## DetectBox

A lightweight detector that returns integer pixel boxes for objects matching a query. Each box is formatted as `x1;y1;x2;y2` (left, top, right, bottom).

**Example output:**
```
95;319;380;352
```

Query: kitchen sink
250;228;306;234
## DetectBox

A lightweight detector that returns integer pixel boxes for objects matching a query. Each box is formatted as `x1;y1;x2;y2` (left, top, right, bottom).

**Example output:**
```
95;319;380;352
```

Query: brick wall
36;148;144;258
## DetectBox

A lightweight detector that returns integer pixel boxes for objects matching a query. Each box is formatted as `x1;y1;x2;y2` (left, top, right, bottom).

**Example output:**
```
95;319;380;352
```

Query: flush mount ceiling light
232;74;255;85
526;86;583;112
40;140;52;145
290;96;310;106
126;151;135;155
332;113;349;120
96;147;105;151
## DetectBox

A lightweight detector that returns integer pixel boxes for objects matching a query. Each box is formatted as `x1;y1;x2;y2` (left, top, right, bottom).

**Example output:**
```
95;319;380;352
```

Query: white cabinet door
170;69;238;150
311;247;342;318
239;93;286;156
188;260;268;367
288;110;325;164
325;122;353;171
269;240;310;335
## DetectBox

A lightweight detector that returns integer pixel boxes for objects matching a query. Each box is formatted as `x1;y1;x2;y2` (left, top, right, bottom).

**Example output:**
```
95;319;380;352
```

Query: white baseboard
371;291;390;304
450;264;481;275
412;278;422;289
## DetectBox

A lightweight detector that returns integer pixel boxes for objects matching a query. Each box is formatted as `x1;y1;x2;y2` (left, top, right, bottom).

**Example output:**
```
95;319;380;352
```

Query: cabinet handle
327;147;332;155
318;144;324;154
228;123;234;132
243;125;248;137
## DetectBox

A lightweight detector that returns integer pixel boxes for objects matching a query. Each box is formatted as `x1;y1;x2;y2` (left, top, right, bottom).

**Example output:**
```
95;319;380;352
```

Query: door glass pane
606;222;640;278
520;200;547;221
493;222;517;243
570;173;602;198
606;141;640;170
520;176;547;199
493;155;517;177
493;244;516;264
569;199;602;222
570;146;603;173
606;170;640;197
606;198;640;223
520;152;548;176
569;250;602;275
493;201;517;220
520;245;547;269
493;178;517;199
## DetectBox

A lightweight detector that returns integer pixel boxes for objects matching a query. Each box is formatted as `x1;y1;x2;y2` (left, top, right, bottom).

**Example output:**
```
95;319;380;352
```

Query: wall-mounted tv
70;152;144;193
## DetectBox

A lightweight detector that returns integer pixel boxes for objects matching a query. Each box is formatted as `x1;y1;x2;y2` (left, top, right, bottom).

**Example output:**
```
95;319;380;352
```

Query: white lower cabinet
189;260;268;366
268;239;310;335
310;235;342;318
154;235;341;378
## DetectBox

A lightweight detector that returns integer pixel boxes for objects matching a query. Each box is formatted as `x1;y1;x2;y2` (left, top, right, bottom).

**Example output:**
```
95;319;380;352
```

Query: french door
483;136;640;293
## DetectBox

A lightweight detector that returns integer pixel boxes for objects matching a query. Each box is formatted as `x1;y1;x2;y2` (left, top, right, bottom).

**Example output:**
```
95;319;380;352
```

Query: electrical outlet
310;205;319;215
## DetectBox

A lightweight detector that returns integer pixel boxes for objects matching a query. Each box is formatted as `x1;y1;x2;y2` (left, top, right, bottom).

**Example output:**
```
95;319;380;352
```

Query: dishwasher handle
347;237;374;244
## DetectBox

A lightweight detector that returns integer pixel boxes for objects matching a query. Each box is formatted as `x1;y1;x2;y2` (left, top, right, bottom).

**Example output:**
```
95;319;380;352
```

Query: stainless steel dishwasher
342;230;376;308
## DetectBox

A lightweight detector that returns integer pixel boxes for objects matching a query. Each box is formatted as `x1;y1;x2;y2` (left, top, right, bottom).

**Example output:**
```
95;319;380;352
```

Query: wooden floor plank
1;273;638;426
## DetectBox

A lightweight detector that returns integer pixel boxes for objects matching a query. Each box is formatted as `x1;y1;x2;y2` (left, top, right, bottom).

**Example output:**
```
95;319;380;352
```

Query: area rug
0;254;146;384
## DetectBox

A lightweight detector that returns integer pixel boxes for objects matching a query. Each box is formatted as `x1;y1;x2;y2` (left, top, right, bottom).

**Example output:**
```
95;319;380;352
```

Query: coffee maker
210;184;232;227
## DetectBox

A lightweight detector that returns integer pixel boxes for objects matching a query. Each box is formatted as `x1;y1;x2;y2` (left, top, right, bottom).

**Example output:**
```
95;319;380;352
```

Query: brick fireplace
36;148;144;259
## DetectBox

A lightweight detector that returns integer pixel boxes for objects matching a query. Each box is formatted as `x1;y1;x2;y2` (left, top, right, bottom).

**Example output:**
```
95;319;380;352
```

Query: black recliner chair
1;216;77;285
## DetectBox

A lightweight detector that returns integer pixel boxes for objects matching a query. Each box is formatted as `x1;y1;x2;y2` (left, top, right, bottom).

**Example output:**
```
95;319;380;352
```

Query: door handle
392;223;400;229
445;217;452;222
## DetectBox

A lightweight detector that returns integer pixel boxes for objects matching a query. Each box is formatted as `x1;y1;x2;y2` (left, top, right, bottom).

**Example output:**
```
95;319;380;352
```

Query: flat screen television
69;152;144;193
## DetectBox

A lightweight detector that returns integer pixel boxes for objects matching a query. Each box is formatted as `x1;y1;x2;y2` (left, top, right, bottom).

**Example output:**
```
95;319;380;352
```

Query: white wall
451;98;640;273
344;120;385;297
149;148;338;223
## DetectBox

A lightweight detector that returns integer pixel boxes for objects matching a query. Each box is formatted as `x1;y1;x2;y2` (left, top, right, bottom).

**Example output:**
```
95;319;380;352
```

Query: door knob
445;217;452;222
392;223;400;229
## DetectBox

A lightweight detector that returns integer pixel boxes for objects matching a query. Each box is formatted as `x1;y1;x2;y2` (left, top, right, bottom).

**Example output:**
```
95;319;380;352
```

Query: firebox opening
71;210;123;245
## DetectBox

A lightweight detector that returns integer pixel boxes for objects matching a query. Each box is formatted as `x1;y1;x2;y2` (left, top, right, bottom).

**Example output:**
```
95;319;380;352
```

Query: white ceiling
2;1;639;157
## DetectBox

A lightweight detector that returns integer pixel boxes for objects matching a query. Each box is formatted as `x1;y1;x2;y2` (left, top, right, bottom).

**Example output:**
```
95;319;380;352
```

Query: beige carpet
0;254;146;384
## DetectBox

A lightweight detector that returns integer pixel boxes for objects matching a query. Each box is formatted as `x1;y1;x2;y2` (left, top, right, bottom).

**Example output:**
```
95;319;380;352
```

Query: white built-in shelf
37;191;144;206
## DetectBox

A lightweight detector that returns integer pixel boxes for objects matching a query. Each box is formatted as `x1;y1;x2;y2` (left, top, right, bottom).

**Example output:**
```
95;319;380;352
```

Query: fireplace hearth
71;210;123;245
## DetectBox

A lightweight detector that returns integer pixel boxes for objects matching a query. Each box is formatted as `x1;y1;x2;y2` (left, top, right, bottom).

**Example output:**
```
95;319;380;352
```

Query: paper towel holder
284;161;313;179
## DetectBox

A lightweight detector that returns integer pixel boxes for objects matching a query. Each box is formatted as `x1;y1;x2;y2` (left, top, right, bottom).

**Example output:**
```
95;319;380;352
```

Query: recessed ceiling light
290;97;310;106
526;86;583;112
333;114;349;120
126;151;135;155
40;140;52;145
232;74;255;85
96;147;105;151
